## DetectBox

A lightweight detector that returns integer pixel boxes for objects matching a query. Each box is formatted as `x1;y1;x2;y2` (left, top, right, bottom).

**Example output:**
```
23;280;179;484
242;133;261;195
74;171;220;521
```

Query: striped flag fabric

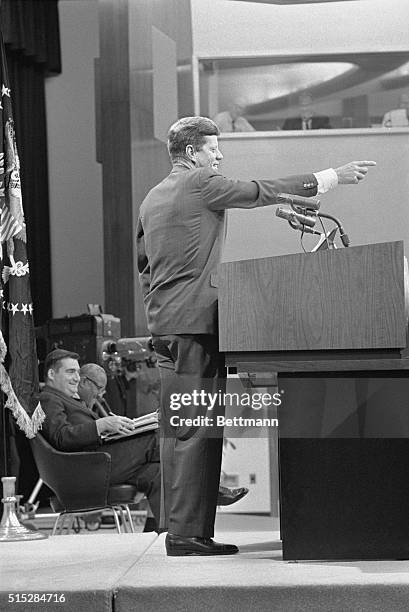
0;30;44;438
1;200;22;241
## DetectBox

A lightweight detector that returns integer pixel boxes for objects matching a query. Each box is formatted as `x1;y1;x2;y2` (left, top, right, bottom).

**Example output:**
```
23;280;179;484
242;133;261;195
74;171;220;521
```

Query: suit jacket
136;160;318;336
282;116;332;130
40;385;101;452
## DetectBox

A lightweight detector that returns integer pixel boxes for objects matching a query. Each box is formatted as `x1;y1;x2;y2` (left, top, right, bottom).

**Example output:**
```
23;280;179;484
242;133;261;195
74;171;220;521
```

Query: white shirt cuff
313;168;338;194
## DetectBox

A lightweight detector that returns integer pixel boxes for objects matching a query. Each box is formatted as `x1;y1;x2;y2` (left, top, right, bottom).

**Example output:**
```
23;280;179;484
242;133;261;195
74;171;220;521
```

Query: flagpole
0;390;8;477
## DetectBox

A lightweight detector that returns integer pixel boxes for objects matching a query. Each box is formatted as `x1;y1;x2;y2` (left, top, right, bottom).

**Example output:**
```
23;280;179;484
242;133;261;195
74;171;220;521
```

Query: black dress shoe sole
166;546;239;556
217;488;249;506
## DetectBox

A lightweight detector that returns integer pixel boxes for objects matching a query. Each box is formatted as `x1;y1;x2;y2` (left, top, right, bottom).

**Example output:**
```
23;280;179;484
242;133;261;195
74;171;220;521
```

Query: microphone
277;193;321;211
276;206;317;228
339;231;350;248
289;220;321;235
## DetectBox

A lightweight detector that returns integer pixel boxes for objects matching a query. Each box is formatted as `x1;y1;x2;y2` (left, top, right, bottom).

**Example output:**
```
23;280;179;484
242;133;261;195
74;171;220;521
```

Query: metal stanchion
0;476;47;541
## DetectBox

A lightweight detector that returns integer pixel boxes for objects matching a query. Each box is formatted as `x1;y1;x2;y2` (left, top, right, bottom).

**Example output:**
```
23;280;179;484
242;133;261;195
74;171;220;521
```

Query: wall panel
46;0;103;318
98;0;194;335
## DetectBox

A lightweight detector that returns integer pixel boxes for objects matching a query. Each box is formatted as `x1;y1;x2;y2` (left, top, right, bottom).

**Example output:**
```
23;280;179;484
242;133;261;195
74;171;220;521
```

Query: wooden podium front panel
218;241;406;352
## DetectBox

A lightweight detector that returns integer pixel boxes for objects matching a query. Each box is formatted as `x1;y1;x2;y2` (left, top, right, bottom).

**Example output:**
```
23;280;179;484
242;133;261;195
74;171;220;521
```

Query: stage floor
1;514;409;612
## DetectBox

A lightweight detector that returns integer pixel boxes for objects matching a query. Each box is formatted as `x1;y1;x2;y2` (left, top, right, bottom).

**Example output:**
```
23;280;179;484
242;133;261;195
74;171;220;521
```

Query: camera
101;337;157;378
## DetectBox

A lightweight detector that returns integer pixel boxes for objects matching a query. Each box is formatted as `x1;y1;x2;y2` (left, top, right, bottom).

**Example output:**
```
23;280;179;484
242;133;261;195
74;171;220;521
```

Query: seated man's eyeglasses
83;375;106;394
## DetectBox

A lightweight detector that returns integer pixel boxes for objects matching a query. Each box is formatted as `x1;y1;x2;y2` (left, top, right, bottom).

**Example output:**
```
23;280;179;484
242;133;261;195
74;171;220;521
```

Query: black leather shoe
217;486;249;506
165;533;239;556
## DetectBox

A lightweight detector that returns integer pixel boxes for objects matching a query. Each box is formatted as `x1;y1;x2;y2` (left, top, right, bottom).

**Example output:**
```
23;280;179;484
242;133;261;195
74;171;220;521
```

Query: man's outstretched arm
202;160;376;210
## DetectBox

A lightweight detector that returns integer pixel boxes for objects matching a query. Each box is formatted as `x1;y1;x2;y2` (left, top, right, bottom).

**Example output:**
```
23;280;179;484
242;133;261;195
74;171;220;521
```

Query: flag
0;31;44;438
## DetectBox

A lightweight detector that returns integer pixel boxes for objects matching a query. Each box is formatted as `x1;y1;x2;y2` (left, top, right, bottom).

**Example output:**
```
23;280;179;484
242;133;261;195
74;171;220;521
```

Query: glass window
199;53;409;131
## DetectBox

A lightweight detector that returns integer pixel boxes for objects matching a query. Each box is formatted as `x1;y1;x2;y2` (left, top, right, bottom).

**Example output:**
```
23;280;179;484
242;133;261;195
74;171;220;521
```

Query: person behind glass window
382;93;409;128
283;92;331;130
213;101;255;132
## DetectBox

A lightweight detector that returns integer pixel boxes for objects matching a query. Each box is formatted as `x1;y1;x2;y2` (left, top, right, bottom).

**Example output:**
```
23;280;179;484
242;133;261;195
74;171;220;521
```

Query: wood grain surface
219;241;406;352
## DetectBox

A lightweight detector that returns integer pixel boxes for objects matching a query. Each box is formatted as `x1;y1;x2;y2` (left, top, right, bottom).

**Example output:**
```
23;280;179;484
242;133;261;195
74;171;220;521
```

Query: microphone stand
311;227;338;252
317;212;350;248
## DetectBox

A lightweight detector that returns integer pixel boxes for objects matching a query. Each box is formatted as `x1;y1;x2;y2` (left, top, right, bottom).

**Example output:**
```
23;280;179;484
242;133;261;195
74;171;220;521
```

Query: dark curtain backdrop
1;0;61;327
0;0;61;499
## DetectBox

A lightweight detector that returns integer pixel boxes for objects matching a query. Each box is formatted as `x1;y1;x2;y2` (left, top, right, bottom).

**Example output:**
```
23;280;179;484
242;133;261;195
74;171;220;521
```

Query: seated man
78;361;159;531
77;362;113;417
282;92;331;130
382;93;409;127
39;349;161;530
213;102;255;133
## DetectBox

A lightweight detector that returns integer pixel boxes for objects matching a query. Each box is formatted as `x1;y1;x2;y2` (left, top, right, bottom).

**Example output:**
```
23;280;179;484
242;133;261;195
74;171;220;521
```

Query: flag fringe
30;402;45;434
0;363;44;438
0;330;7;362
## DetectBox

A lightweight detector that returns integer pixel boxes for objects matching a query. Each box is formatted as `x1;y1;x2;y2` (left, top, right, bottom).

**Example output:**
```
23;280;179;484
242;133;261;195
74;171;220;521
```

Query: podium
218;241;409;560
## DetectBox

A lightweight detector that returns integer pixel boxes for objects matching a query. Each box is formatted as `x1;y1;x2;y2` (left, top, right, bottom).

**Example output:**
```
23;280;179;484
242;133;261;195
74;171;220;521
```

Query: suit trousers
152;334;225;538
103;431;161;524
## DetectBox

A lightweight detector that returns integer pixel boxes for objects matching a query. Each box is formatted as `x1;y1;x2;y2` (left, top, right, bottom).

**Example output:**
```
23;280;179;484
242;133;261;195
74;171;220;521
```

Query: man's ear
47;368;55;381
185;144;196;161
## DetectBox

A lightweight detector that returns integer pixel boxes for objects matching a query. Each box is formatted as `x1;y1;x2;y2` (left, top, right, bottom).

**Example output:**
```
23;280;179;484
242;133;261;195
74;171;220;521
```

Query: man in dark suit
282;115;332;130
39;349;161;528
282;92;332;130
136;115;375;556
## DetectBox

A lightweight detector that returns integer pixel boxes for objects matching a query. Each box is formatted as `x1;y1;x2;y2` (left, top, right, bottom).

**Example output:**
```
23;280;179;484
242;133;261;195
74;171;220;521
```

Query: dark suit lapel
42;385;99;420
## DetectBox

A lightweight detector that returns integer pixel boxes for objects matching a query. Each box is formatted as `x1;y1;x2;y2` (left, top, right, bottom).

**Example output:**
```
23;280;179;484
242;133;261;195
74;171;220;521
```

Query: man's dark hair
167;116;220;162
44;349;80;378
